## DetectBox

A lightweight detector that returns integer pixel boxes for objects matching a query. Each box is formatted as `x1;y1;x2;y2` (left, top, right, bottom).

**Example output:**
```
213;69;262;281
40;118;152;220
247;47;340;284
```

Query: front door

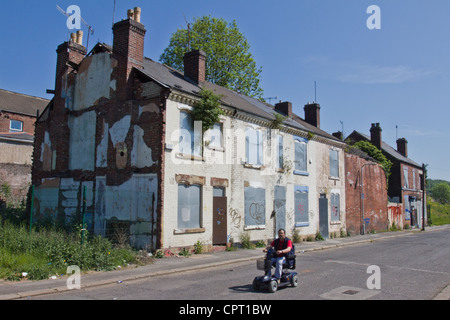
213;187;227;245
319;194;329;238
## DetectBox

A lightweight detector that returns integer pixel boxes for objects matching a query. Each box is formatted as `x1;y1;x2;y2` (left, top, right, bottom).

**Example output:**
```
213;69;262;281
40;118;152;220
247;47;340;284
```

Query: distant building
347;123;426;229
0;89;48;203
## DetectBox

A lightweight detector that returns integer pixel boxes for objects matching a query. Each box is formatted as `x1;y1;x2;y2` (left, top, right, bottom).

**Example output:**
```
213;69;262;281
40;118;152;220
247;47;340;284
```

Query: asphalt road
25;228;450;301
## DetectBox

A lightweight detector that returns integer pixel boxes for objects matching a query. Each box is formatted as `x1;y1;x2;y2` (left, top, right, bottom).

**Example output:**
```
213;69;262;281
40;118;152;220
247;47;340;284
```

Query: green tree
191;88;224;132
160;15;264;99
431;183;450;205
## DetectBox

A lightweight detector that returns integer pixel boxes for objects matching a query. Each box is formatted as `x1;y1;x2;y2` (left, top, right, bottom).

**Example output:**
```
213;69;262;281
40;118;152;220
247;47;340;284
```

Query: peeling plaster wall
72;53;116;111
96;121;109;168
40;131;52;172
96;174;158;248
131;125;154;168
69;111;96;171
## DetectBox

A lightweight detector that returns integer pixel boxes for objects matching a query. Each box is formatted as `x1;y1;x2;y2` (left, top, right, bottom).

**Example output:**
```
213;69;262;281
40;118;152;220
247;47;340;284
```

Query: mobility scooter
253;248;298;293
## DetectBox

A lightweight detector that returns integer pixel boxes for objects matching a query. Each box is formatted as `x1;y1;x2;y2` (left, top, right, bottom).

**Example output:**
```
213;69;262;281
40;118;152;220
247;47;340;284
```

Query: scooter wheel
252;279;260;291
290;275;299;287
268;280;278;293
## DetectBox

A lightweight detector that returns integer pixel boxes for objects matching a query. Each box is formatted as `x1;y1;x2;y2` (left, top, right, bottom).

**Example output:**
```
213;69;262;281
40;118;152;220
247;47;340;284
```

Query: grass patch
0;220;143;281
429;198;450;226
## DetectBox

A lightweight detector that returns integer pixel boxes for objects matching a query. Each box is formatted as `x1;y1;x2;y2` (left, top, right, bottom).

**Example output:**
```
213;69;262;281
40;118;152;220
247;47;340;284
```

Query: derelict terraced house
32;8;347;251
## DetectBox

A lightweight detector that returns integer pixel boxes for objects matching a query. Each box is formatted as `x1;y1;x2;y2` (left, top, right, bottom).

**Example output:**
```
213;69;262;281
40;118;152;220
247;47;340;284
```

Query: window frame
176;183;203;231
9;119;23;132
178;110;203;160
294;185;309;227
245;126;264;167
329;149;340;178
293;136;308;176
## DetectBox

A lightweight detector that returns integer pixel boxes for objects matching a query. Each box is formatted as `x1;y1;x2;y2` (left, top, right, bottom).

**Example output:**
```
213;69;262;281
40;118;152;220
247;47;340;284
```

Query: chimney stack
304;102;321;128
183;50;206;84
370;123;382;149
332;131;343;140
397;138;408;157
274;101;292;117
112;7;146;100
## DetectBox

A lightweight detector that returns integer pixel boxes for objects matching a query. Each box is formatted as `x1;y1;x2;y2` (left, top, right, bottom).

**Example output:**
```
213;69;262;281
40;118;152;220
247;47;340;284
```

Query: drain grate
342;289;359;295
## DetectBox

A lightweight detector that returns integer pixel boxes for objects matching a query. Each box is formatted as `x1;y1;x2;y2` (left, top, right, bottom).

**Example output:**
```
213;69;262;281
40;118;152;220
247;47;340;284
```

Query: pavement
1;225;449;300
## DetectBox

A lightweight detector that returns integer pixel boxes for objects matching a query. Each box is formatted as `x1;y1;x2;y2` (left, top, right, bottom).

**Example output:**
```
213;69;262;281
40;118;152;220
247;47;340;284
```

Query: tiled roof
0;89;49;117
349;131;421;168
139;57;340;142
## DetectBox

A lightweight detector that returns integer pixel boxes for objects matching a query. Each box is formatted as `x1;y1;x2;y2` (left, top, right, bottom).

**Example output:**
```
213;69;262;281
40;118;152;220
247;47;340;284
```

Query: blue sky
0;0;448;180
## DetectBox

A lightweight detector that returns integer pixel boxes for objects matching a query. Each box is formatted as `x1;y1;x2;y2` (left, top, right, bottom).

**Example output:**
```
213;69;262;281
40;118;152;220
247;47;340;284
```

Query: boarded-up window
294;186;309;226
276;134;283;169
404;195;411;220
244;186;265;226
403;167;409;188
246;127;263;166
329;149;339;178
208;123;223;149
178;184;202;229
331;193;340;222
179;111;202;157
294;137;307;174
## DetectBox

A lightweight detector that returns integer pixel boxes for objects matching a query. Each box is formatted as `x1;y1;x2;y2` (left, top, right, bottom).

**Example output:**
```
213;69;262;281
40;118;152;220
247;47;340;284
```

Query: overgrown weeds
0;219;141;281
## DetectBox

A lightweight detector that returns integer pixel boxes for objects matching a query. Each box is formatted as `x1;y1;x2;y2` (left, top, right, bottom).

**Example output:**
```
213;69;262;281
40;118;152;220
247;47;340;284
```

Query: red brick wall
345;153;388;235
0;112;36;134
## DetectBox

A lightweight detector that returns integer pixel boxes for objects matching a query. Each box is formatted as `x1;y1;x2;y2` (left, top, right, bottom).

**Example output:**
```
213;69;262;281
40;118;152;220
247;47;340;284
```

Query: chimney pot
76;30;83;46
127;9;134;20
134;7;141;23
70;33;77;43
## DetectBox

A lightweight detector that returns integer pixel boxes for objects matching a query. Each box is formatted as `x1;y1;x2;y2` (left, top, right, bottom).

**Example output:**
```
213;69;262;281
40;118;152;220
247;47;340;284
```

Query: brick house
347;123;426;229
0;89;48;204
31;8;347;251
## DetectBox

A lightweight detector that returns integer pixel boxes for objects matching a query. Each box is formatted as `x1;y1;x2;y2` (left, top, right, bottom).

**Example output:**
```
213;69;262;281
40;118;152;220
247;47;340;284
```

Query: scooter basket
256;259;266;270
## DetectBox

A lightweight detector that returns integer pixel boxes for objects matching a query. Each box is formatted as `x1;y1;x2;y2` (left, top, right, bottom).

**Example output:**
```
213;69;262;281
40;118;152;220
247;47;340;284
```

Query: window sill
175;153;205;162
173;227;205;235
205;145;225;152
294;170;309;176
330;221;341;225
244;225;265;231
243;164;265;170
295;222;310;227
329;176;340;181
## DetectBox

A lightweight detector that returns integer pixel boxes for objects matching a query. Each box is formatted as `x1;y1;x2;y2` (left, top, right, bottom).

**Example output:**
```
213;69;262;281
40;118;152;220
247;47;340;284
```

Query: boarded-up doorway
319;194;329;238
213;187;227;245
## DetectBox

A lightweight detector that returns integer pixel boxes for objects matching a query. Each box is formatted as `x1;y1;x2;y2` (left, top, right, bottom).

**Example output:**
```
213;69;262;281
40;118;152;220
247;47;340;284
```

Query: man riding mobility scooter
253;229;298;293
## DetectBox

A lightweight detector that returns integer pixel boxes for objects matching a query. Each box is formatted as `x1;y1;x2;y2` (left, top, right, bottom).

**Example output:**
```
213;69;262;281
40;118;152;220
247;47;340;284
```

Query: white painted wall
162;97;346;249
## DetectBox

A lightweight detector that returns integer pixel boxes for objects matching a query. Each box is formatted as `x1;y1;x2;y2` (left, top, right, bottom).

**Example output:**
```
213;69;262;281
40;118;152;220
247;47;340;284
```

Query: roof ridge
0;88;49;102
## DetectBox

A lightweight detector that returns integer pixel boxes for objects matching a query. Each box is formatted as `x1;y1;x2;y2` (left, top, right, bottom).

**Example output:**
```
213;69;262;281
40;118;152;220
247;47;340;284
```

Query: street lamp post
361;162;378;235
